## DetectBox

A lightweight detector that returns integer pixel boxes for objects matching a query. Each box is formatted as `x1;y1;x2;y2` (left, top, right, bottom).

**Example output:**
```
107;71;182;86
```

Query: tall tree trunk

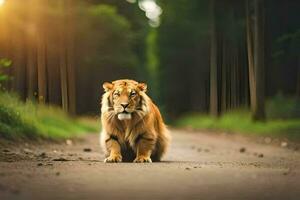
66;0;76;115
26;38;38;100
232;48;237;108
11;30;26;100
26;0;38;100
47;37;62;105
36;1;48;103
59;35;69;111
210;0;219;117
246;0;256;113
59;0;69;112
221;38;227;112
37;33;47;103
296;57;300;98
253;0;266;121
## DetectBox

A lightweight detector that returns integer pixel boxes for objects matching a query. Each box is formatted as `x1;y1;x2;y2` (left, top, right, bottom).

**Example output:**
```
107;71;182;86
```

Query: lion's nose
121;103;129;108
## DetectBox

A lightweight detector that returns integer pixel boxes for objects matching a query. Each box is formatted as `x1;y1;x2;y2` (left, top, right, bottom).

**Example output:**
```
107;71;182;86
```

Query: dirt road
0;129;299;200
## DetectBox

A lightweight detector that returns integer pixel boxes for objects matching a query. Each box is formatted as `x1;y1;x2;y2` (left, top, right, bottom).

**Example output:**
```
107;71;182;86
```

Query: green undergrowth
175;110;300;140
0;92;100;140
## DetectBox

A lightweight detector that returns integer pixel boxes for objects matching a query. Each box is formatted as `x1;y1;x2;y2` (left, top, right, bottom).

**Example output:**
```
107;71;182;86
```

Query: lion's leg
134;134;156;163
104;136;122;163
151;140;164;162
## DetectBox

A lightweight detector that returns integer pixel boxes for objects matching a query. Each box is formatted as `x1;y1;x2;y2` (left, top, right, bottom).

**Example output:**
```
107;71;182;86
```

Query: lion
100;79;170;163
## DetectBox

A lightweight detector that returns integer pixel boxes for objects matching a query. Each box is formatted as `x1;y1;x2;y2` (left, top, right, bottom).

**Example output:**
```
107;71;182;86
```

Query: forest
0;0;299;139
0;1;300;199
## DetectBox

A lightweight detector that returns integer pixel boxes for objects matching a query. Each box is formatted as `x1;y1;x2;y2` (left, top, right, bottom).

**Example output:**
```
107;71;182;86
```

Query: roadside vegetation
0;92;100;140
175;95;300;140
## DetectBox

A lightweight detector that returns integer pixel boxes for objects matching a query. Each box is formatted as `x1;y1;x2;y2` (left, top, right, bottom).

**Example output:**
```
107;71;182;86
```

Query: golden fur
100;79;170;163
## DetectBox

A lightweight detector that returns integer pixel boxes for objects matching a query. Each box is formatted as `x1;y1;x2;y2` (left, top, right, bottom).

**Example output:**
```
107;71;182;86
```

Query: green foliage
156;0;212;116
73;3;140;114
273;29;300;60
145;28;160;101
175;110;300;140
0;58;12;68
0;92;100;140
78;4;137;69
266;93;300;119
0;58;12;82
0;74;9;82
146;28;159;79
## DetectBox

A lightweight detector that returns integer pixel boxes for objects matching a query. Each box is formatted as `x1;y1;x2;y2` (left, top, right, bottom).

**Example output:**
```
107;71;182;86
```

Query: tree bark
210;0;219;117
66;0;76;115
59;34;69;111
59;0;70;112
37;33;47;103
26;0;38;100
246;0;257;113
253;0;266;121
11;30;26;100
36;0;48;104
221;38;227;112
26;38;38;100
296;57;300;98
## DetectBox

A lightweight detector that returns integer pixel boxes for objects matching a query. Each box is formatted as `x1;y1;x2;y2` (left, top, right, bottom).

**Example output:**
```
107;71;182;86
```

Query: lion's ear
103;82;113;92
138;82;147;92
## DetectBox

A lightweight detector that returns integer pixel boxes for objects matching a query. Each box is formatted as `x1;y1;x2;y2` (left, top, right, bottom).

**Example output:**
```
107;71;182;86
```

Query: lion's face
102;79;147;120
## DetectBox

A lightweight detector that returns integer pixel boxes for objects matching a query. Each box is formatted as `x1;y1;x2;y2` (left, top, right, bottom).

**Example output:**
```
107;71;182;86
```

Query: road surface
0;129;299;200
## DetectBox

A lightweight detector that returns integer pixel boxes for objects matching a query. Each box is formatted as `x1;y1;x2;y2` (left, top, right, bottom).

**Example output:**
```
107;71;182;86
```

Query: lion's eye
130;91;136;97
113;92;120;97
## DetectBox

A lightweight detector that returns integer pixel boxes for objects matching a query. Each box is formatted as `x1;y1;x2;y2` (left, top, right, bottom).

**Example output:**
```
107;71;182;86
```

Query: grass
175;110;300;140
0;92;100;140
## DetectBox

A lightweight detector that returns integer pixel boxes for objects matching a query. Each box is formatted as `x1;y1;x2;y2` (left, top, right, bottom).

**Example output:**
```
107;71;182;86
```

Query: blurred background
0;0;299;139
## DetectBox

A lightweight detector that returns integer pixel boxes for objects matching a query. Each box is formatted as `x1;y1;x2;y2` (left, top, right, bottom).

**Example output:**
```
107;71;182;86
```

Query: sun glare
138;0;162;27
0;0;5;7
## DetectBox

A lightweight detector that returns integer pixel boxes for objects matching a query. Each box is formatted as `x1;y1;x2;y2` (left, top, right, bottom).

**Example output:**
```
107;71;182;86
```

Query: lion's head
101;79;148;121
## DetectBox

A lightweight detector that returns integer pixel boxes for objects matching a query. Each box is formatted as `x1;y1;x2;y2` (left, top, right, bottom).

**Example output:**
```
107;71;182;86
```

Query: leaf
0;58;12;68
0;75;9;81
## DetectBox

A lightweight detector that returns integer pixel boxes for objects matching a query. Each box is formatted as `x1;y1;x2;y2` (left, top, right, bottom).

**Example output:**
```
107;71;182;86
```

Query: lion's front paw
133;156;152;163
104;154;122;163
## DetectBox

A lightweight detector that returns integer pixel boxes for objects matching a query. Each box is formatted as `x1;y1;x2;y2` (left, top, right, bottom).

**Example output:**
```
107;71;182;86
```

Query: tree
246;0;256;115
297;58;300;98
210;0;218;117
246;0;266;121
253;0;266;120
35;0;48;104
26;0;38;100
66;0;76;115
